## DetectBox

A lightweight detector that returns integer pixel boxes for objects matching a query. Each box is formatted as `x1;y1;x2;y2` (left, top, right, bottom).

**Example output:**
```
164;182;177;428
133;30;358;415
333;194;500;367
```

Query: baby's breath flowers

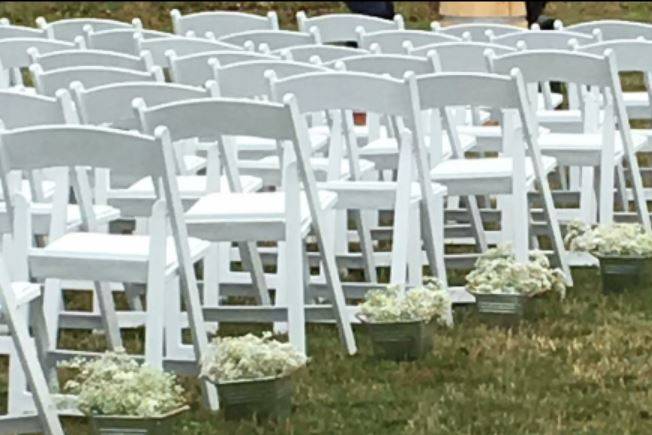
200;332;307;383
359;277;453;325
60;350;185;417
564;221;652;257
465;244;566;298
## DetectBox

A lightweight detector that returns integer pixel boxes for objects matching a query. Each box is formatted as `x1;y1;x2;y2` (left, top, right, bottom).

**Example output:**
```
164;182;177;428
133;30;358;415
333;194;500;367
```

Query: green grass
3;1;652;433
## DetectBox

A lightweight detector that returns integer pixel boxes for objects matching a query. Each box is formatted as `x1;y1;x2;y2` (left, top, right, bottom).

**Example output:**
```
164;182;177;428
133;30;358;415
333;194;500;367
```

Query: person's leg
344;1;395;20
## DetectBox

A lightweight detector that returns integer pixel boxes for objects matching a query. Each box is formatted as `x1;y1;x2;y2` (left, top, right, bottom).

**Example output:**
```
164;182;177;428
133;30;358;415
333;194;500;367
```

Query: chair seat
538;132;646;166
360;133;477;170
184;191;337;241
239;156;375;184
430;156;557;195
233;127;329;157
183;155;206;173
456;125;550;152
29;232;210;283
318;180;447;209
108;175;264;217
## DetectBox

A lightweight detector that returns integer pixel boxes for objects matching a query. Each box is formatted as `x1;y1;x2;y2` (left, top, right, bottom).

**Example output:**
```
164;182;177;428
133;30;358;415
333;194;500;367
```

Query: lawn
2;2;652;434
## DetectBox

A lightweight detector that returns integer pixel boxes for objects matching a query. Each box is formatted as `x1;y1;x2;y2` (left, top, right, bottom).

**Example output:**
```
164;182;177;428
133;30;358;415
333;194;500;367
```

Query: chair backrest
218;29;320;52
296;12;403;44
0;22;47;38
212;59;326;98
135;34;240;67
490;30;595;49
170;9;278;38
487;49;613;89
278;44;366;63
0;89;76;127
30;64;162;96
168;50;276;86
357;29;459;54
576;39;652;73
27;47;151;72
565;19;652;40
331;53;436;78
269;70;412;118
71;81;209;128
410;41;515;72
84;27;172;55
35;17;135;41
433;22;525;41
0;38;80;69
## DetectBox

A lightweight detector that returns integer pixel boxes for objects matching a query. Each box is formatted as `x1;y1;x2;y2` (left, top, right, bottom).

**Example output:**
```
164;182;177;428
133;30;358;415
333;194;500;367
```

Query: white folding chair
218;29;321;53
432;22;525;41
29;63;163;96
210;59;335;166
1;124;219;408
415;71;570;280
356;29;460;54
488;49;651;229
577;37;652;120
168;49;276;86
35;16;138;41
134;97;357;356
489;29;597;49
297;11;404;44
171;9;278;38
577;39;652;209
83;26;172;55
27;46;153;72
268;70;449;291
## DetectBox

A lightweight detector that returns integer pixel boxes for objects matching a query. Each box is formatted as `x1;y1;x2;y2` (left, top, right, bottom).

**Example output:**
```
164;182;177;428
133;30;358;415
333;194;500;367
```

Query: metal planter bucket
473;292;532;328
597;255;650;294
217;375;293;421
89;405;189;435
361;318;434;361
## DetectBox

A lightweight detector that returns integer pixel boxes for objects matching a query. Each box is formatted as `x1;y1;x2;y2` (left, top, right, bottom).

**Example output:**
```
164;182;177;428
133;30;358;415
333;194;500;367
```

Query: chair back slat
37;17;132;41
270;70;411;116
214;59;326;98
577;39;652;73
358;29;459;53
333;53;435;78
0;125;165;177
0;91;67;127
412;41;514;72
28;48;147;71
171;10;278;38
135;35;240;67
72;81;208;127
278;44;366;63
0;38;76;69
219;30;318;51
0;23;46;38
31;64;160;96
136;98;296;142
491;30;595;49
85;28;171;55
434;22;524;41
416;72;521;109
567;20;652;40
169;50;275;86
297;12;402;43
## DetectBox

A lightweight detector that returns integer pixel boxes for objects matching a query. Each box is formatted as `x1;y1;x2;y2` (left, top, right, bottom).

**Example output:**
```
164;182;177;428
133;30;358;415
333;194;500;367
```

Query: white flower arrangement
359;277;453;326
465;244;566;298
199;332;307;384
564;221;652;257
60;350;186;417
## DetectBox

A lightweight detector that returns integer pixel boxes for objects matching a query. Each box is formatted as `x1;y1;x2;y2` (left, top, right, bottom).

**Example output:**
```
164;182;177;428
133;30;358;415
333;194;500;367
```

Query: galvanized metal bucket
597;255;650;294
360;317;434;361
217;375;293;421
89;405;189;435
473;293;532;328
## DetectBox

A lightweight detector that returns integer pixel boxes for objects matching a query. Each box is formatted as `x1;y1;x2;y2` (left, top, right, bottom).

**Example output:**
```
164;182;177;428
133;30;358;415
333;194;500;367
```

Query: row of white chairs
2;12;652;434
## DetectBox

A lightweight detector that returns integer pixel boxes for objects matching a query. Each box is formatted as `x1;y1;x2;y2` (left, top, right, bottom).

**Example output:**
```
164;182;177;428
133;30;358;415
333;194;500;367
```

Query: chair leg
351;209;377;282
123;283;143;311
16;294;64;434
465;195;488;252
93;281;122;350
614;163;628;212
238;241;271;305
202;243;219;334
